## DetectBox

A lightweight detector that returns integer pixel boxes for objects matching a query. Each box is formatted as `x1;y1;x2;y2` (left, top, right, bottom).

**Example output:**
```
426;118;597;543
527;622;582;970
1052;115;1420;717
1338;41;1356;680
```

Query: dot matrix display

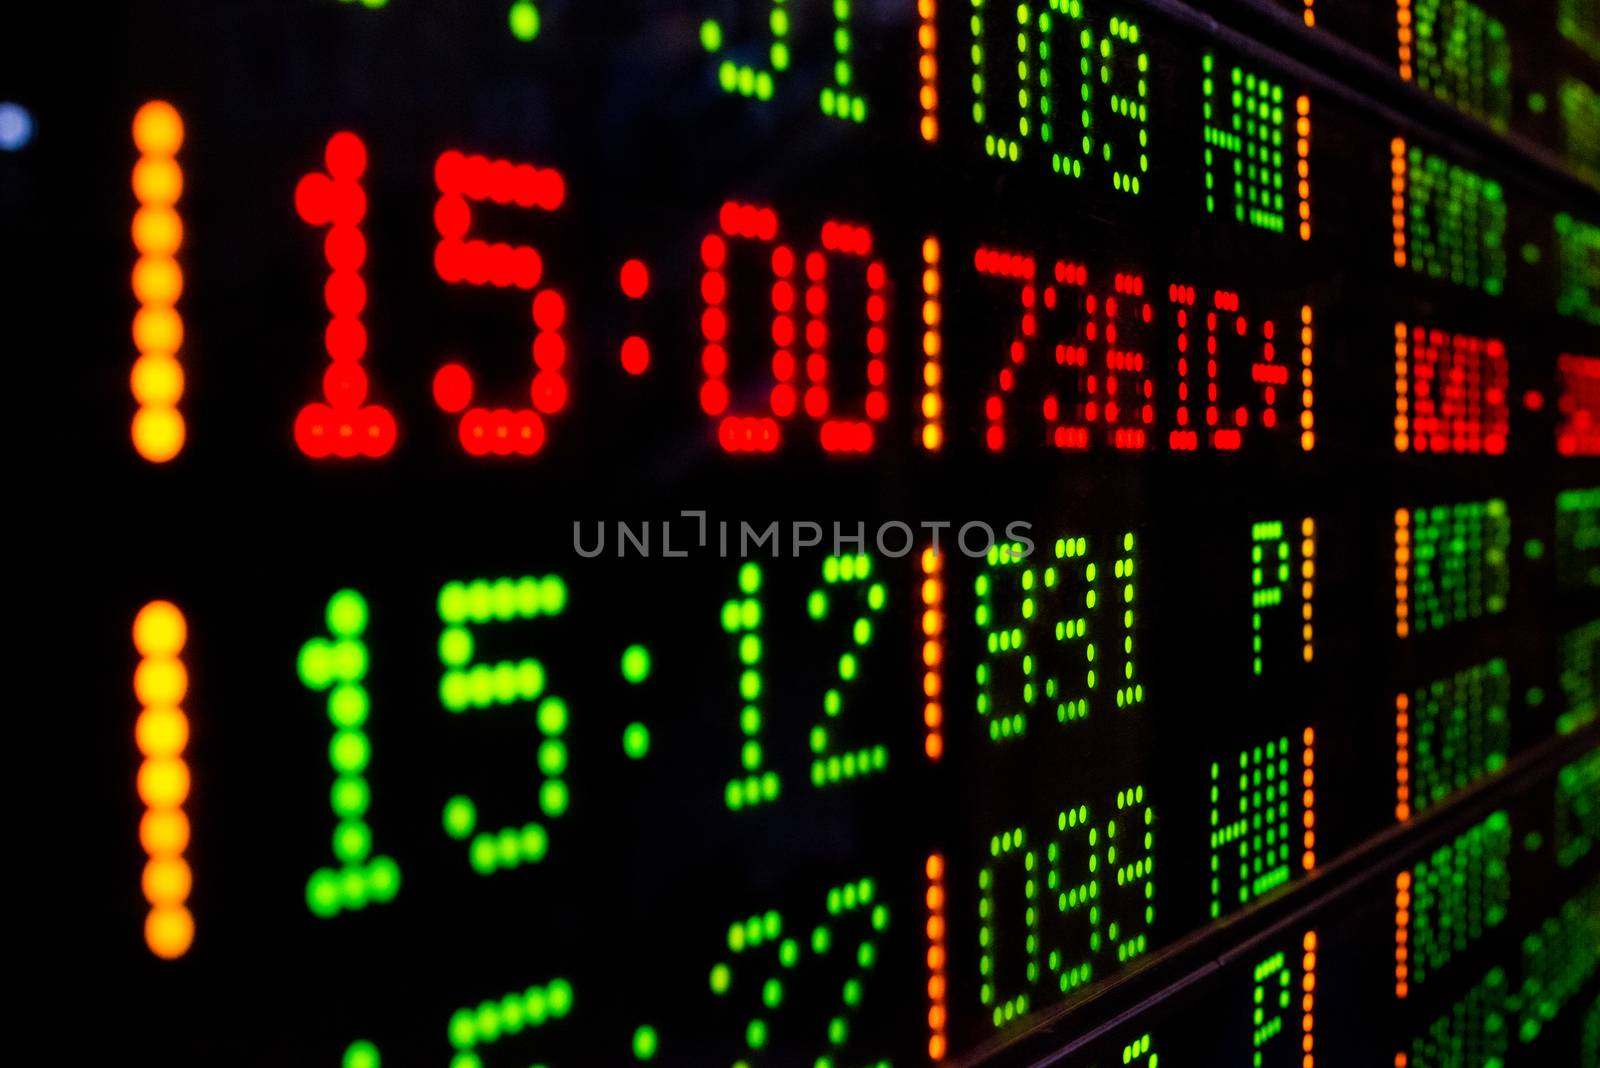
1555;750;1600;867
1396;0;1512;130
431;150;568;456
297;589;400;917
806;553;889;786
436;575;571;874
722;562;777;809
974;532;1141;743
1208;733;1314;918
974;249;1157;452
1563;0;1600;62
1394;659;1510;823
1394;811;1510;998
130;101;186;464
976;787;1157;1030
700;205;889;453
1120;1033;1157;1066
1561;78;1600;185
1510;879;1600;1044
1557;487;1600;590
1561;622;1600;734
1392;324;1509;455
698;1;866;122
1393;501;1510;639
446;975;573;1067
1557;354;1600;456
133;600;193;959
1200;58;1310;239
1248;518;1315;676
1246;938;1315;1068
966;2;1150;193
1555;213;1600;325
1400;965;1509;1068
293;132;397;458
1390;139;1507;295
707;877;891;1065
1167;287;1292;452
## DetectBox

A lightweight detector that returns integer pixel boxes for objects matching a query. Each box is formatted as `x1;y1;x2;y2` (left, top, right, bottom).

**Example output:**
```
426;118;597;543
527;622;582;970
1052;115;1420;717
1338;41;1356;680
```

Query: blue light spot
0;103;33;152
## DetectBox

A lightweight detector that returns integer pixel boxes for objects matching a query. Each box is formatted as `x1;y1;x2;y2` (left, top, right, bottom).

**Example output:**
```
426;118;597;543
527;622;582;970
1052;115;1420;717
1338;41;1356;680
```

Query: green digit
299;589;401;918
975;541;1037;742
1100;16;1149;195
807;553;888;787
701;2;789;103
724;563;778;811
978;826;1039;1029
436;575;570;875
710;879;889;1060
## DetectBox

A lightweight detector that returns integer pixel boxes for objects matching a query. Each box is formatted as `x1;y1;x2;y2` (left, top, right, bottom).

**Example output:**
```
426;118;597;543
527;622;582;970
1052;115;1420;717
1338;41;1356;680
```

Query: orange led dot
145;905;195;961
133;601;187;658
132;156;183;206
140;808;191;856
142;855;193;907
136;707;189;758
132;205;183;257
137;756;191;809
134;656;188;707
133;100;184;156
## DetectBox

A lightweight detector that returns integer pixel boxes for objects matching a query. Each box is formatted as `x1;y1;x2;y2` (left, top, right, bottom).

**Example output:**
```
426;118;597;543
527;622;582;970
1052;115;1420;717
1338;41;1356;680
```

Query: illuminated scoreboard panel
6;0;1598;1065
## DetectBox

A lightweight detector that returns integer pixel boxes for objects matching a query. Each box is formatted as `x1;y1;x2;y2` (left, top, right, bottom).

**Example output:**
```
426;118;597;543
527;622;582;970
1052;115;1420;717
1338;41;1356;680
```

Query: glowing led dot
343;1041;381;1068
0;101;33;151
632;1025;658;1060
621;644;652;683
623;722;651;760
508;0;540;41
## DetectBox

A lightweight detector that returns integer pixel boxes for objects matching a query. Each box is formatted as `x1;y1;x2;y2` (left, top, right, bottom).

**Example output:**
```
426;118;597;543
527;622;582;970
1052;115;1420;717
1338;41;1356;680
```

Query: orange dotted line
1302;726;1317;871
921;236;945;451
1395;870;1412;998
926;853;948;1060
1391;138;1409;268
1395;693;1412;821
1395;508;1412;638
1300;305;1315;451
1397;0;1414;81
1296;96;1312;241
134;600;194;959
918;0;939;142
1301;930;1318;1067
1300;518;1316;663
131;101;186;463
921;546;945;761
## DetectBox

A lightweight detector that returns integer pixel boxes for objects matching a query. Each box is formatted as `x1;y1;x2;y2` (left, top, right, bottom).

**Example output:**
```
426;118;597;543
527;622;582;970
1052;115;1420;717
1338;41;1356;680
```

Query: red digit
431;150;567;457
1168;286;1283;451
973;246;1038;452
293;132;397;458
702;201;784;453
812;220;889;453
